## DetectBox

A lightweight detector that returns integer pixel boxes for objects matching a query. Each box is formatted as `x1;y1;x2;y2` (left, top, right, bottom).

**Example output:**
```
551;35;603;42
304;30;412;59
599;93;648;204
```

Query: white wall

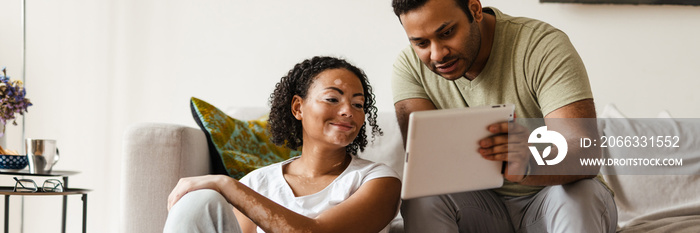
0;0;699;232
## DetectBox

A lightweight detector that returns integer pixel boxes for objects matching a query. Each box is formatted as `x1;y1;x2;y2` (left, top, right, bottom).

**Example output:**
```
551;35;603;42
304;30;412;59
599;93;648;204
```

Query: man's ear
291;95;303;120
470;0;484;22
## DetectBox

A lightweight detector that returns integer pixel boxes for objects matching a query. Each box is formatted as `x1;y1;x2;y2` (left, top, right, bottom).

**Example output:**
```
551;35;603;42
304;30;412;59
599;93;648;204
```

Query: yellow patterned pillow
190;97;300;179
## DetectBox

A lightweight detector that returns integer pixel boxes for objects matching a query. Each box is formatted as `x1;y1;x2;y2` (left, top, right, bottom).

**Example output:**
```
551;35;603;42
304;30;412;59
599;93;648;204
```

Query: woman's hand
167;175;234;211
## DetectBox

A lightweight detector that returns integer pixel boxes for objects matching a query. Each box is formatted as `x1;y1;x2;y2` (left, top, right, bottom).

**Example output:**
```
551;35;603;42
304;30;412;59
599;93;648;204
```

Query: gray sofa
120;105;700;233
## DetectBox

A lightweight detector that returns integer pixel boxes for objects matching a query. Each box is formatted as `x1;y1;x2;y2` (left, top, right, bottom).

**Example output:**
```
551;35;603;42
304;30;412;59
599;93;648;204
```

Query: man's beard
430;22;482;80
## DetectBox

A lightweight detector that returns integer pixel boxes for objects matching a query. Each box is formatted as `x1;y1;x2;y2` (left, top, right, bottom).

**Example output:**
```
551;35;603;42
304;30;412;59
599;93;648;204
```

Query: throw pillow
190;97;301;179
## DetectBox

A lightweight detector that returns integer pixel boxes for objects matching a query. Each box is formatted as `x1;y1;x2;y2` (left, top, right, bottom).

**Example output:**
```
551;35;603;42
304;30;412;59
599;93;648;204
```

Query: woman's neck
291;145;350;178
283;145;351;197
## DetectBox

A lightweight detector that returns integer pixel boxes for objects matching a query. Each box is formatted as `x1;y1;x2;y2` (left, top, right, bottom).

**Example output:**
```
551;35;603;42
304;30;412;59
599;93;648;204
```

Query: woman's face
292;68;366;150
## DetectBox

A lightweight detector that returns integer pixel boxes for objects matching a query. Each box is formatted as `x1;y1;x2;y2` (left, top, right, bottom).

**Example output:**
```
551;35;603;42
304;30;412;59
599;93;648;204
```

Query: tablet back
401;104;514;199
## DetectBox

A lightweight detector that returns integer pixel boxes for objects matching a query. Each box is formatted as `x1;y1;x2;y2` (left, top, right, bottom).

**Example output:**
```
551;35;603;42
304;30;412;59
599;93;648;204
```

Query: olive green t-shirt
392;7;593;196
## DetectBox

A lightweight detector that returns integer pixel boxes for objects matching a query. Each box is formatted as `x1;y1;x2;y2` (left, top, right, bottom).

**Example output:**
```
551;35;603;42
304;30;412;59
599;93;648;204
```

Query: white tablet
401;104;515;199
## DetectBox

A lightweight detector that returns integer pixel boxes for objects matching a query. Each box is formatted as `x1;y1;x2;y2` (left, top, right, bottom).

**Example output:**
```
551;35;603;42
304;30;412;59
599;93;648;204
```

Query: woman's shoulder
349;156;391;169
240;156;298;186
347;156;400;182
349;156;383;167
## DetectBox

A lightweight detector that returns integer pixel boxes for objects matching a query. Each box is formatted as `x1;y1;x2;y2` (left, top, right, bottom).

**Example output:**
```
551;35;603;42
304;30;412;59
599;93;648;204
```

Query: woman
164;56;402;233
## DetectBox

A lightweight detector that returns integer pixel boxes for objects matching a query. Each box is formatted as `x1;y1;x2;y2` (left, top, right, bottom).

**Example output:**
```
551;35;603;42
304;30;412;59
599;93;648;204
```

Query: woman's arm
233;208;258;233
168;174;401;233
309;177;402;232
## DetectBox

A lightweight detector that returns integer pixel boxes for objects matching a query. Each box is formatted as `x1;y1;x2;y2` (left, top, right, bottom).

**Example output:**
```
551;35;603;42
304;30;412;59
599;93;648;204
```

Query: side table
0;170;90;233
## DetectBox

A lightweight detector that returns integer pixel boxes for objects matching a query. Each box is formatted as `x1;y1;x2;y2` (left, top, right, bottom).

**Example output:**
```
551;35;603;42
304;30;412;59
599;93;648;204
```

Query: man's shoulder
393;45;434;80
395;45;421;68
488;7;565;38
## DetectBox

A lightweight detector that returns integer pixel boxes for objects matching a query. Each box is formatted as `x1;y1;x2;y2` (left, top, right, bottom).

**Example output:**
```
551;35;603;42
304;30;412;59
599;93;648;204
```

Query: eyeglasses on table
13;177;64;193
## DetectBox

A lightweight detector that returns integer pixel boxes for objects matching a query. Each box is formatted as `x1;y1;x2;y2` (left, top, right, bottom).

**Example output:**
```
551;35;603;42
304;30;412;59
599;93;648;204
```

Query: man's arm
522;98;599;186
479;99;599;186
394;98;437;148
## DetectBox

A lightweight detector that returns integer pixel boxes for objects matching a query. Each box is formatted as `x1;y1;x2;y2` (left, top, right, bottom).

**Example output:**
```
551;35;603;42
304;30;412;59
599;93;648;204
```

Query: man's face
400;0;481;80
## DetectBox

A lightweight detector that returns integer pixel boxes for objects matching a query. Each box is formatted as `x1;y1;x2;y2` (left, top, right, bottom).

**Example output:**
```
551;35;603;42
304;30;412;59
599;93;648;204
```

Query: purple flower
0;67;32;137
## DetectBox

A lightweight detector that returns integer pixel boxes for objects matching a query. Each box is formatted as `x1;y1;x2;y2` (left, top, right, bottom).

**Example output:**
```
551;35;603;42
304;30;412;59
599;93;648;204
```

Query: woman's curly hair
268;56;382;155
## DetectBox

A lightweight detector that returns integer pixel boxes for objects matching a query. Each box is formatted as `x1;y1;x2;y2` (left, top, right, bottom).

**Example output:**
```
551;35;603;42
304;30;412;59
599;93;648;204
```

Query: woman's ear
291;95;303;120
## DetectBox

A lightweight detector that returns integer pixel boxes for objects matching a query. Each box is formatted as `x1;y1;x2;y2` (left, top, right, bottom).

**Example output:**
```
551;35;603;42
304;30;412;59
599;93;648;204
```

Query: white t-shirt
239;155;399;233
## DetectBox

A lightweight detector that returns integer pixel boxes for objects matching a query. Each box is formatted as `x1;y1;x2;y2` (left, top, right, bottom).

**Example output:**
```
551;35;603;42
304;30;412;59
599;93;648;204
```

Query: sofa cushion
618;215;700;233
190;97;300;179
599;104;700;230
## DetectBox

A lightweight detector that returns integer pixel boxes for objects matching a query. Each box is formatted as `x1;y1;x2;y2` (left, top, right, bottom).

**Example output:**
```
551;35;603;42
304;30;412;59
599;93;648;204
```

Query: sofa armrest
120;123;209;233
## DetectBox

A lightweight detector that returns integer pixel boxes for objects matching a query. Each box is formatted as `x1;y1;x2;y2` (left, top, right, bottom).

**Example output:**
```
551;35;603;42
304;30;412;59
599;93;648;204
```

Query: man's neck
464;12;496;80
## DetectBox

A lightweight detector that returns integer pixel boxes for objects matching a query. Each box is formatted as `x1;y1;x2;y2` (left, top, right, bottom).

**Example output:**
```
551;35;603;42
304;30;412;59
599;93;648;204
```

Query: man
391;0;617;232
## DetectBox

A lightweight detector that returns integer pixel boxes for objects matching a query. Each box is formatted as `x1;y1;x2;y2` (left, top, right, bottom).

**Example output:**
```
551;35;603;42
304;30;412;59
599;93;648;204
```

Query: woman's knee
182;189;228;206
167;189;229;220
164;189;241;233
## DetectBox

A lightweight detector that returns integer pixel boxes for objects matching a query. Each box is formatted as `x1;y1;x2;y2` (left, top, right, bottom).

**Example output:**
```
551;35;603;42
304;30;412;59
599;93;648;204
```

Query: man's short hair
392;0;474;22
